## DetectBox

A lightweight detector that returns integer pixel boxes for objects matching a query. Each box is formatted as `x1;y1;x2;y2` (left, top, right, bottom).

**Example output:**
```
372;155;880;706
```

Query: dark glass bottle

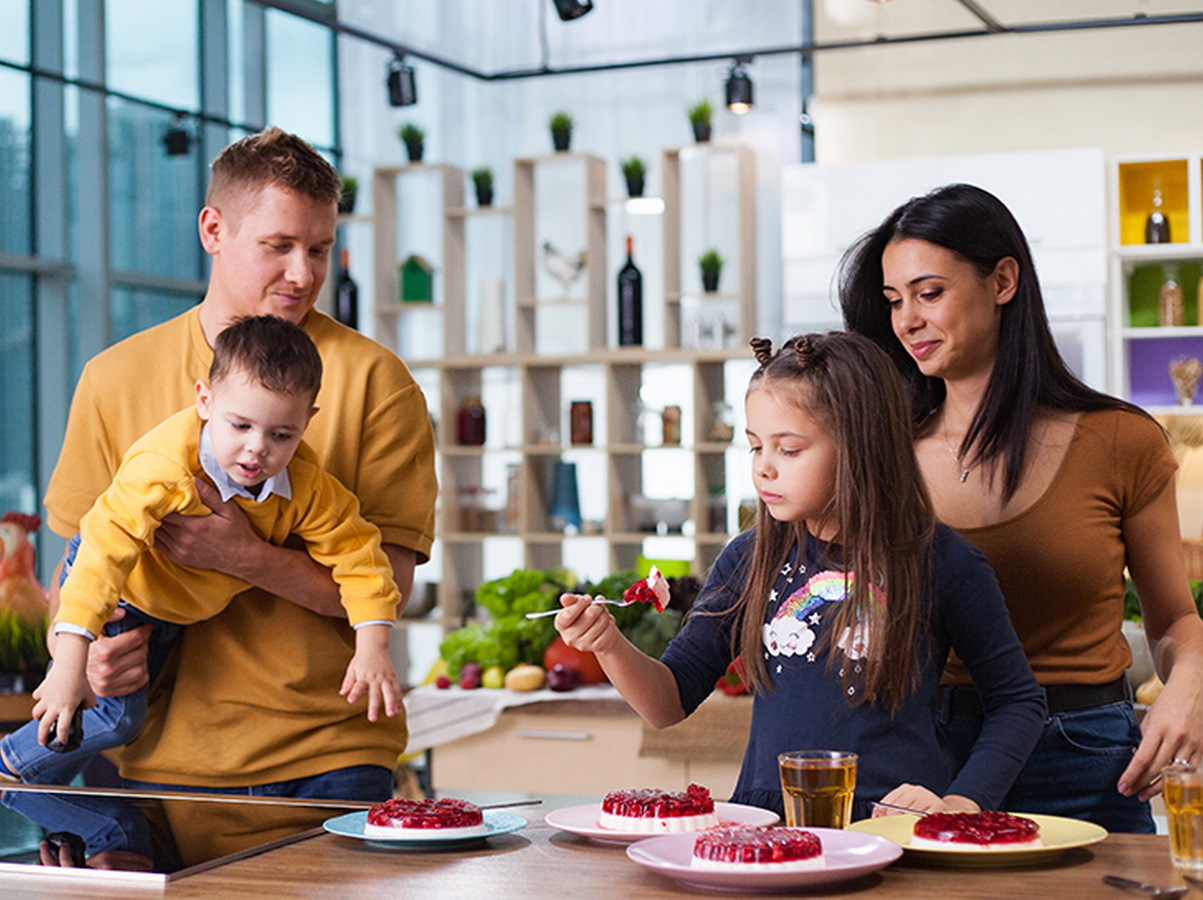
617;235;643;346
1146;188;1171;244
335;247;359;329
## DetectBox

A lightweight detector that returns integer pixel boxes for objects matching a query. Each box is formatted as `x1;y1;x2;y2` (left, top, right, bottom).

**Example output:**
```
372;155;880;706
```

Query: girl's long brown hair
735;332;936;712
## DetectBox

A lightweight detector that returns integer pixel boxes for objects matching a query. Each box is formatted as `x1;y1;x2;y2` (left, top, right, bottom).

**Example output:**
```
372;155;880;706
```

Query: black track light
552;0;594;21
387;54;417;107
162;114;192;157
725;58;754;115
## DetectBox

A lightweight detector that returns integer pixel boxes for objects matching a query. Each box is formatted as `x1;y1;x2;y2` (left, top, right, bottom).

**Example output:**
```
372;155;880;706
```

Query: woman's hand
1121;655;1203;799
873;784;980;817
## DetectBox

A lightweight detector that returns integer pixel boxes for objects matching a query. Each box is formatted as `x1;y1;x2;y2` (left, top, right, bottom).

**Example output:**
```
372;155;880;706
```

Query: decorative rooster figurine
0;512;50;682
541;240;587;302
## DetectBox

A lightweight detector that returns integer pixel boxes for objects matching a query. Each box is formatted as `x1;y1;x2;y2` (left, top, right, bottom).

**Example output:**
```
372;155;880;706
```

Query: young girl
554;331;1045;820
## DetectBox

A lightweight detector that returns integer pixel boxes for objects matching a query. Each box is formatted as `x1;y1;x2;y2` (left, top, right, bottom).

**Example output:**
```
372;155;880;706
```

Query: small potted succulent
620;156;647;198
699;248;724;293
337;174;359;215
398;122;425;162
471;167;494;207
549;111;574;152
687;99;713;143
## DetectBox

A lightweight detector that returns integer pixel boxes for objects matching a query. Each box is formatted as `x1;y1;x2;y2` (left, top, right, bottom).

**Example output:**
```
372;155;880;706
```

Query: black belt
942;676;1130;717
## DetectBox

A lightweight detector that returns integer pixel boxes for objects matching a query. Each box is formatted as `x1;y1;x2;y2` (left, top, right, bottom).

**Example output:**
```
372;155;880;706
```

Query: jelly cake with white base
364;797;488;837
909;811;1043;851
691;826;825;871
598;783;718;832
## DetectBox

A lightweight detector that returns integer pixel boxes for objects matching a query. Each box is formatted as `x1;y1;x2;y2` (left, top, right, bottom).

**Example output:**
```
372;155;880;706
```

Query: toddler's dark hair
210;315;322;403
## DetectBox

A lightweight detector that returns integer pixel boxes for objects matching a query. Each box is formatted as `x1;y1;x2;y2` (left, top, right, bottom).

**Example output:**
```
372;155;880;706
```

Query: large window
0;68;31;256
0;272;35;518
2;0;340;581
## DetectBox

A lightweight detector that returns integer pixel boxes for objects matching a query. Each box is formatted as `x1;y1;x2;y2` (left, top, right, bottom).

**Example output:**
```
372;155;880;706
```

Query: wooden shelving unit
369;147;758;632
1110;154;1203;414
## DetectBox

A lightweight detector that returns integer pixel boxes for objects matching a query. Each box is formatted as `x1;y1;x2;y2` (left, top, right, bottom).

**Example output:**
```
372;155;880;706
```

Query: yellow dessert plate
846;813;1108;867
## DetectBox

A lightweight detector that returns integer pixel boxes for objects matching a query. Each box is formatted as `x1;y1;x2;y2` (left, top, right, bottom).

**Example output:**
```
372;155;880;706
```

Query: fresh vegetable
482;666;506;689
543;636;606;684
439;568;573;676
545;664;579;692
459;662;482;690
504;663;546;692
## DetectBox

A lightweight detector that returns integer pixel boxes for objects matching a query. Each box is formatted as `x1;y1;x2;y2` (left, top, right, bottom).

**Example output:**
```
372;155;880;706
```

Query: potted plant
620;156;647;198
398;122;425;162
687;99;713;143
471;167;494;207
549;111;574;152
699;248;724;293
337;175;359;215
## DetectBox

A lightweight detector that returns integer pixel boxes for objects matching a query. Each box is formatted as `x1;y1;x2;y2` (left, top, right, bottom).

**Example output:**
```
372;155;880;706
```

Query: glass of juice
1165;762;1203;873
778;750;858;829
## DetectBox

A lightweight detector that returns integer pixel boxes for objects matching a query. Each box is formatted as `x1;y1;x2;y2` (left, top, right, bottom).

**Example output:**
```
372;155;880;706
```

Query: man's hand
86;607;152;698
154;477;256;577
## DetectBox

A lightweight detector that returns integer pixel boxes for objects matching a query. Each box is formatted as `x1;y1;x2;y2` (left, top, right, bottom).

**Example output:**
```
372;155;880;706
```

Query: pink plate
544;802;779;846
626;828;903;893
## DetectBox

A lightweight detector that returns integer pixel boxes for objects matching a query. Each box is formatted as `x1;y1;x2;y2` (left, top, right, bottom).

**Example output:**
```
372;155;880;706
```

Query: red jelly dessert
599;783;718;832
910;811;1042;851
692;826;825;870
623;565;670;612
364;797;487;837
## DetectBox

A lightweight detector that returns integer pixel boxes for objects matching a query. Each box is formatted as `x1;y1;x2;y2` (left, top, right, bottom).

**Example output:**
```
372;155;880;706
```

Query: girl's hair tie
794;334;819;368
750;337;774;366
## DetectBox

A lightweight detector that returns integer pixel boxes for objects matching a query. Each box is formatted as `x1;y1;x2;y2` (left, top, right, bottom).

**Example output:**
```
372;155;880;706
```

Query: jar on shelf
456;396;486;445
1160;266;1185;327
661;405;682;446
569;400;593;445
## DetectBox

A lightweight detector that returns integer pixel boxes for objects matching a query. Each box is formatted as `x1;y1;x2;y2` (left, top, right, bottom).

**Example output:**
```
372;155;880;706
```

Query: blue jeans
0;535;180;785
0;787;155;861
120;764;394;802
937;688;1155;833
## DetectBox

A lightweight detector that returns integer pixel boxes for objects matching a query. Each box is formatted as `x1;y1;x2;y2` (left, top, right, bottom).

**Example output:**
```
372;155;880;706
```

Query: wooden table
0;817;1190;899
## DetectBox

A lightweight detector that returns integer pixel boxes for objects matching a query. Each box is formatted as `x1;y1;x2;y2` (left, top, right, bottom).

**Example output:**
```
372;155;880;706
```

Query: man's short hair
210;315;323;403
206;126;340;219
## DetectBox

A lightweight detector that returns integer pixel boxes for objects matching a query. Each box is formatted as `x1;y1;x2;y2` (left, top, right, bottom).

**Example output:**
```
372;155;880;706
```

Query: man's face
201;183;337;327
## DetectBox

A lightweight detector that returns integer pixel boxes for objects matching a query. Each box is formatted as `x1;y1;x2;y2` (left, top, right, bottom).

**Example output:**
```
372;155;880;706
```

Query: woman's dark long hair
735;332;935;712
839;183;1136;501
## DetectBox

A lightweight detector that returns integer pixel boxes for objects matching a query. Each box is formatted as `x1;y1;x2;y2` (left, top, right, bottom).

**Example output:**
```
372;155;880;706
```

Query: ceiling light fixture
387;53;418;107
551;0;594;21
162;113;192;157
725;57;754;115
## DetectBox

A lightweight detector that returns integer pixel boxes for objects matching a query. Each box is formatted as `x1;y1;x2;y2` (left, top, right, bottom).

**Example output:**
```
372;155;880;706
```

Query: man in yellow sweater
3;316;404;786
41;127;436;803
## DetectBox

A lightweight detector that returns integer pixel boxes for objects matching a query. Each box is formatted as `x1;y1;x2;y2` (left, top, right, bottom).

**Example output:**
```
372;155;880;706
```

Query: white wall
812;3;1203;162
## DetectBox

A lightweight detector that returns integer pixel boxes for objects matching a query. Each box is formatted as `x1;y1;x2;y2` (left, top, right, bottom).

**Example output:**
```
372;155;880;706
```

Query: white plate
544;801;779;845
626;828;903;893
323;809;527;848
846;812;1108;867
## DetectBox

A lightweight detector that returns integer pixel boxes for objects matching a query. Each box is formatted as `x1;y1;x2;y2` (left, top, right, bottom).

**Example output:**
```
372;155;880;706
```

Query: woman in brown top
840;183;1203;832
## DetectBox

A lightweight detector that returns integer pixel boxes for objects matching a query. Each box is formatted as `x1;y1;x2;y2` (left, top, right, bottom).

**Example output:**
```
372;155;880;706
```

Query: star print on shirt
808;613;820;625
806;652;816;662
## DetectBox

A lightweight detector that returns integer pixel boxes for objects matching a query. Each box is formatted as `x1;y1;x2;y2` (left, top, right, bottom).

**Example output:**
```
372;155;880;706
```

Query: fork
1102;875;1191;898
524;598;636;619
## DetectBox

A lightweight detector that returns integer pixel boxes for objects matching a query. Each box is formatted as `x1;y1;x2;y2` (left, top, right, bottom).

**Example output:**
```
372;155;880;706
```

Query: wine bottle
1146;188;1171;244
335;247;359;329
617;235;643;346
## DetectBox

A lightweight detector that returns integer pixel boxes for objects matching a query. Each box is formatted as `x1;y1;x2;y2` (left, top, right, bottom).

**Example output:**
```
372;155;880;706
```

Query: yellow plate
846;813;1108;867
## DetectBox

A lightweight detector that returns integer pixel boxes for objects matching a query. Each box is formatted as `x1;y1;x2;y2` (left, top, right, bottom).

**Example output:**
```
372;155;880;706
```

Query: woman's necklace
941;431;972;483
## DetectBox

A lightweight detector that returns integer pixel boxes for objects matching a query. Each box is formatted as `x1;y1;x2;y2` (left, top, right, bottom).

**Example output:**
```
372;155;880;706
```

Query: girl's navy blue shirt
660;525;1045;820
